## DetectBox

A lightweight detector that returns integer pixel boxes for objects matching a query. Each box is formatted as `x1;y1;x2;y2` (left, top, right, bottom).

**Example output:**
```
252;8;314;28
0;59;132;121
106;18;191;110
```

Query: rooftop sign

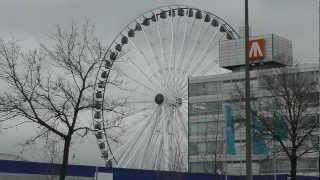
219;34;292;70
249;38;265;61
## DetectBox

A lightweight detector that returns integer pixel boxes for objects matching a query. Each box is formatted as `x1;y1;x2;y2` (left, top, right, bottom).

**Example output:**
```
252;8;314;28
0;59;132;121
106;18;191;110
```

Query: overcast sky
0;0;318;62
0;0;318;166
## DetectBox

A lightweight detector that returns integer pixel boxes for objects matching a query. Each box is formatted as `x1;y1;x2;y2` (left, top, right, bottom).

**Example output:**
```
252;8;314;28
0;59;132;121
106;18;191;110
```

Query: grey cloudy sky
0;0;318;166
0;0;318;61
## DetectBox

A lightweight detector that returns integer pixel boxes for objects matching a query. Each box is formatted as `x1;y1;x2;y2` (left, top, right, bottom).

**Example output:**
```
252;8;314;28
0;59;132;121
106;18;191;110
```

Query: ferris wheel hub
155;93;165;105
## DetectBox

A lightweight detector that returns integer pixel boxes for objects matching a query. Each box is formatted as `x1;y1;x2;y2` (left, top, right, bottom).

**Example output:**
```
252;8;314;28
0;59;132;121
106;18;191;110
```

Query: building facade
188;34;319;176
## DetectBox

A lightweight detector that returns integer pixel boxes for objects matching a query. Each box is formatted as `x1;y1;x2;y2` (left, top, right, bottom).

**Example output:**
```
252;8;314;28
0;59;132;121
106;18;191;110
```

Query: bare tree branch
0;22;122;180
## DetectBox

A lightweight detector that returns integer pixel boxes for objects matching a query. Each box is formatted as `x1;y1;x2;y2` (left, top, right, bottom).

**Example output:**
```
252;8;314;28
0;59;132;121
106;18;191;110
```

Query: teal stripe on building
225;105;236;155
252;112;268;155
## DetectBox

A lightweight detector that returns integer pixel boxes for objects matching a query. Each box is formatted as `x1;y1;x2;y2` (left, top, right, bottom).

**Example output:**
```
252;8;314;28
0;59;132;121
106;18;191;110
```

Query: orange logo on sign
249;38;265;61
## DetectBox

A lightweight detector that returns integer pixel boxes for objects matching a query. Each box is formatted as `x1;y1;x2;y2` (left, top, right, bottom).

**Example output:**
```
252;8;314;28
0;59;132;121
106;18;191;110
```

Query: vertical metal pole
245;0;252;180
319;0;320;73
188;77;190;172
318;135;320;177
318;0;320;177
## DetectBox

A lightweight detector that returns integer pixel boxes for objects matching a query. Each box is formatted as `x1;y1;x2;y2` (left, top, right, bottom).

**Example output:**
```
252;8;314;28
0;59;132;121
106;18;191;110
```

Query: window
190;116;224;122
301;114;318;129
190;122;207;136
189;142;198;155
259;160;273;173
189;101;222;116
189;141;224;156
189;82;221;96
206;141;224;154
276;159;289;170
190;162;223;173
306;92;319;107
299;71;317;82
297;159;318;170
301;135;319;148
190;162;204;172
190;122;224;136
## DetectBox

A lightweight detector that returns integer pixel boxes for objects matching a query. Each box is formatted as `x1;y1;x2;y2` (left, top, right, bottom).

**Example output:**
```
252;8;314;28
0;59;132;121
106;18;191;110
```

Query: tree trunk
290;157;297;180
59;135;72;180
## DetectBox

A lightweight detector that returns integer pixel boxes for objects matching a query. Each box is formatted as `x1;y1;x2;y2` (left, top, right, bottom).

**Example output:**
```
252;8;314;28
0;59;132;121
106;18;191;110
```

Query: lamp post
244;1;252;180
318;135;319;177
318;0;320;177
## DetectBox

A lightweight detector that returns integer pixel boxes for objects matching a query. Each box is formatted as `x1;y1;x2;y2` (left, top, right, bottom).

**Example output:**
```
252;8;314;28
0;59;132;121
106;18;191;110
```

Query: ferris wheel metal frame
92;4;240;171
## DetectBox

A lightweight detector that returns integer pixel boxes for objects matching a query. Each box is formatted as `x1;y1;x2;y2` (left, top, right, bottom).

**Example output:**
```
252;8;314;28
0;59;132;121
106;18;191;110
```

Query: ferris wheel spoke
179;19;203;72
126;38;162;89
159;18;171;75
153;132;164;169
175;9;191;72
116;86;154;97
196;36;223;75
175;76;188;94
168;8;181;78
178;102;188;113
172;17;188;95
180;93;189;100
171;13;189;90
188;28;223;76
161;107;170;159
189;53;219;78
124;107;163;168
170;139;183;170
147;125;161;168
127;58;159;89
180;58;221;91
152;11;170;85
170;16;183;92
122;104;155;120
199;56;220;76
150;106;170;169
190;36;223;74
126;100;153;104
118;108;159;166
176;108;188;136
151;13;165;68
140;106;163;168
176;14;197;75
176;25;221;87
165;106;177;166
140;24;166;86
168;8;175;78
181;19;211;74
174;15;194;89
117;67;158;94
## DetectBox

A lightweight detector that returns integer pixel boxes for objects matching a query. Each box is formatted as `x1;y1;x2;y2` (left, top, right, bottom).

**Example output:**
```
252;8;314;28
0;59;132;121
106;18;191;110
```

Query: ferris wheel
92;5;239;171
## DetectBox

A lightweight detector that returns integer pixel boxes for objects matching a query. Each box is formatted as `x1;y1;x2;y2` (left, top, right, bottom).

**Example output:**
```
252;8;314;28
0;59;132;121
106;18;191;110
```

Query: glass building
188;34;319;176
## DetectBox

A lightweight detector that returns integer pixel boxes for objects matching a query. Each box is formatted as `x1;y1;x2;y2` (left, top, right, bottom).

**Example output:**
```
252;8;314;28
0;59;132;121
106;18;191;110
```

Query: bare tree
0;22;115;180
234;66;319;180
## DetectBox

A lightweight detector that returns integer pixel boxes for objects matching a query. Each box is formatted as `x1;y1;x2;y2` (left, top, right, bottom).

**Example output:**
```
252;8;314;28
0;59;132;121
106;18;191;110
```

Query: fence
0;160;318;180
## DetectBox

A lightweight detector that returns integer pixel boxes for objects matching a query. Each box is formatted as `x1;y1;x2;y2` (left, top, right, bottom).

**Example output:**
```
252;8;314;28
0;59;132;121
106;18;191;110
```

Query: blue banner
225;105;236;155
273;112;288;139
252;112;268;155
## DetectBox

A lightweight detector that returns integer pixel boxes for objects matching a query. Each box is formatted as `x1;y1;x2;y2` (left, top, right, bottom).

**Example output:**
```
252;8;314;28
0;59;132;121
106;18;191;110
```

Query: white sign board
95;172;113;180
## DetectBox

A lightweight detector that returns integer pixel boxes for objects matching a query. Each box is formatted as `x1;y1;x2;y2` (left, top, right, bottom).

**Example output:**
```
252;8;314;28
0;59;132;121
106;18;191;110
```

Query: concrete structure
188;34;319;176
